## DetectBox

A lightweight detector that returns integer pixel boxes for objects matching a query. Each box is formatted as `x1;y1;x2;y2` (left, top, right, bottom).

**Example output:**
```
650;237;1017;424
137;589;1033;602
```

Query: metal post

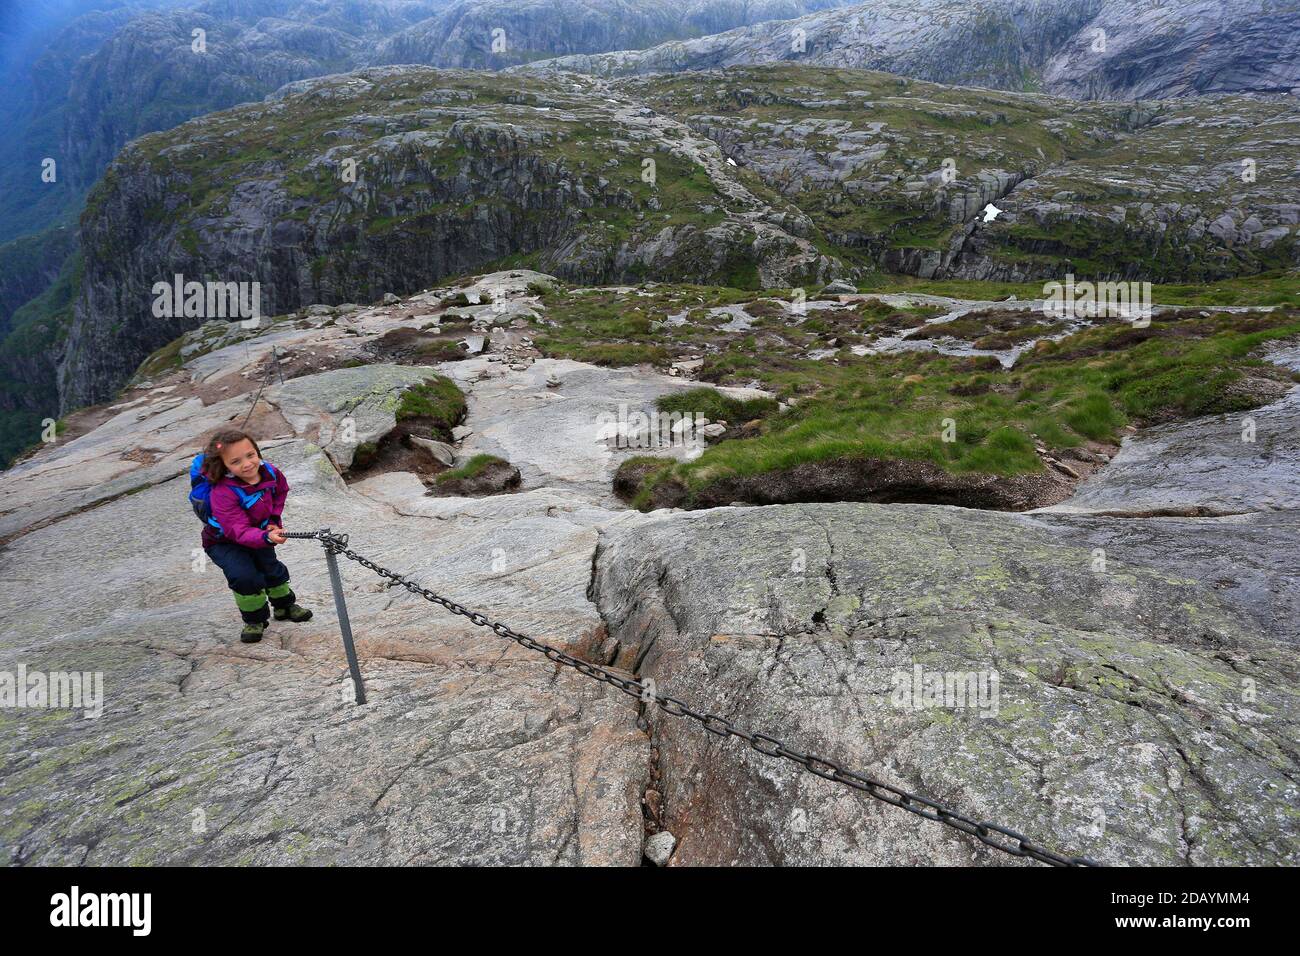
320;527;367;705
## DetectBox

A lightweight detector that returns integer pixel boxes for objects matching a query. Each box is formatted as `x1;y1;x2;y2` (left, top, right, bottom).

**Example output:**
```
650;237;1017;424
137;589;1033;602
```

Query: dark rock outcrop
637;454;1071;511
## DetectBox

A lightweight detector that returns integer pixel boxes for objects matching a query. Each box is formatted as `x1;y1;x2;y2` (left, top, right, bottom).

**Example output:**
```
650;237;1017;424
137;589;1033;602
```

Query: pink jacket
200;462;289;550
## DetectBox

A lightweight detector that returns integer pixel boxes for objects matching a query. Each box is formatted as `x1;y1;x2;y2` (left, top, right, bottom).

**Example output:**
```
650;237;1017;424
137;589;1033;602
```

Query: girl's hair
201;429;262;482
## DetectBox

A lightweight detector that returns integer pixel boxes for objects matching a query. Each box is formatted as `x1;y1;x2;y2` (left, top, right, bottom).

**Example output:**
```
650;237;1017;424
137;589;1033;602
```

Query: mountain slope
56;66;836;410
1042;0;1300;99
371;0;850;68
521;0;1300;101
53;64;1300;413
0;1;177;244
59;0;452;196
630;67;1300;282
51;0;846;222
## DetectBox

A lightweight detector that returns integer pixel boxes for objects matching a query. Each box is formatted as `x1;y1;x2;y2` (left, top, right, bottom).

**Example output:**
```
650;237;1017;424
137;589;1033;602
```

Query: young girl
200;428;313;643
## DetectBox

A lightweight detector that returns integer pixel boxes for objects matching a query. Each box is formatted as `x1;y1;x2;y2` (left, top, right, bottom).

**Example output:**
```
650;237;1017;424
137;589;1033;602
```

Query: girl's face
219;438;262;483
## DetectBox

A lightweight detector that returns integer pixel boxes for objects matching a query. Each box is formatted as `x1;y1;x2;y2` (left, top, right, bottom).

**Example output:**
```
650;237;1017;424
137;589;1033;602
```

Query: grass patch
656;387;778;423
395;375;467;430
538;340;671;366
537;287;1299;502
131;336;186;382
624;307;1300;505
856;271;1300;308
434;453;508;484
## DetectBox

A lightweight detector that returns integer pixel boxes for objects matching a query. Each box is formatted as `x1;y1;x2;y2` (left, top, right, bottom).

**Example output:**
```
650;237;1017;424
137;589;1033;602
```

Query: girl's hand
267;526;287;545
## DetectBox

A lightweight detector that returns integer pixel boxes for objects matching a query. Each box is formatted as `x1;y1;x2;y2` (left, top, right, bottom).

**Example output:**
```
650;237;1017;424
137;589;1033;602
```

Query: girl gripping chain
190;428;313;643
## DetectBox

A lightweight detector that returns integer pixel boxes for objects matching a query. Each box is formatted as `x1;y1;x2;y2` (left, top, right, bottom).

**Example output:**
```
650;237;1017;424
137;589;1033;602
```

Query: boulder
271;365;443;471
426;459;522;497
409;435;457;467
591;501;1300;865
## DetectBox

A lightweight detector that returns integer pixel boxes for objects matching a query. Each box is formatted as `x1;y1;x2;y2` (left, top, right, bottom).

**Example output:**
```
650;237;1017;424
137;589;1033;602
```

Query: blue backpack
189;453;277;537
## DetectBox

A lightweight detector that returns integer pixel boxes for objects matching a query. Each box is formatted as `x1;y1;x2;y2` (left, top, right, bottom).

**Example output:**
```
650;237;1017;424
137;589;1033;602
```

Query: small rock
383;293;400;305
643;788;663;823
1050;459;1082;480
645;831;676;866
408;436;457;466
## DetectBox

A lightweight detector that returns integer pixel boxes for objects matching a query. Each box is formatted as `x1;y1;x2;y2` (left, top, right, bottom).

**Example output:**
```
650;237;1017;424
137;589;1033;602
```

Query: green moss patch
434;453;508;484
395;374;467;431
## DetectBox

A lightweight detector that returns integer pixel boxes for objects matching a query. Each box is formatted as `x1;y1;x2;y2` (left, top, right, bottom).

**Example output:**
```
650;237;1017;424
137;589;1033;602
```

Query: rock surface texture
4;273;1298;865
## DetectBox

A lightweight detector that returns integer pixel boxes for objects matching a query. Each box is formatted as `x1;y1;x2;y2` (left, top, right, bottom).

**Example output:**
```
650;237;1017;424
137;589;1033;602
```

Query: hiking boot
241;621;266;643
273;603;313;623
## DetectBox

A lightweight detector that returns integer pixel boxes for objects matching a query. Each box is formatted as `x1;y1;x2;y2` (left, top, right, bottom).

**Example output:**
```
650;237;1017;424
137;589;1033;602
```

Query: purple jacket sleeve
210;484;272;549
268;467;289;526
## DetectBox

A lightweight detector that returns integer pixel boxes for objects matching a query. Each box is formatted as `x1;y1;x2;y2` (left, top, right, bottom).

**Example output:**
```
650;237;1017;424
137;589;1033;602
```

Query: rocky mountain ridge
57;65;840;411
42;0;847;212
523;0;1300;101
54;63;1300;412
8;0;1292;252
6;1;1297;454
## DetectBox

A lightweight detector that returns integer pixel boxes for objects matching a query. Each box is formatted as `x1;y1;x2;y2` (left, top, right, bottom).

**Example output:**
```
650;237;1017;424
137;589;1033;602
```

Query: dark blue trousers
207;541;295;623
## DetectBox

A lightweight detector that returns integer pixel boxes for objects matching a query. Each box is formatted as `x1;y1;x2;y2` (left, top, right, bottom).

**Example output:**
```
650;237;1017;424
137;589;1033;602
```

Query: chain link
288;528;1102;867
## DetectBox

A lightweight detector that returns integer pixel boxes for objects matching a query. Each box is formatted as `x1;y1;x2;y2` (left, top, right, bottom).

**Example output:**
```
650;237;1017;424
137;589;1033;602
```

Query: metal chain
284;528;1102;867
